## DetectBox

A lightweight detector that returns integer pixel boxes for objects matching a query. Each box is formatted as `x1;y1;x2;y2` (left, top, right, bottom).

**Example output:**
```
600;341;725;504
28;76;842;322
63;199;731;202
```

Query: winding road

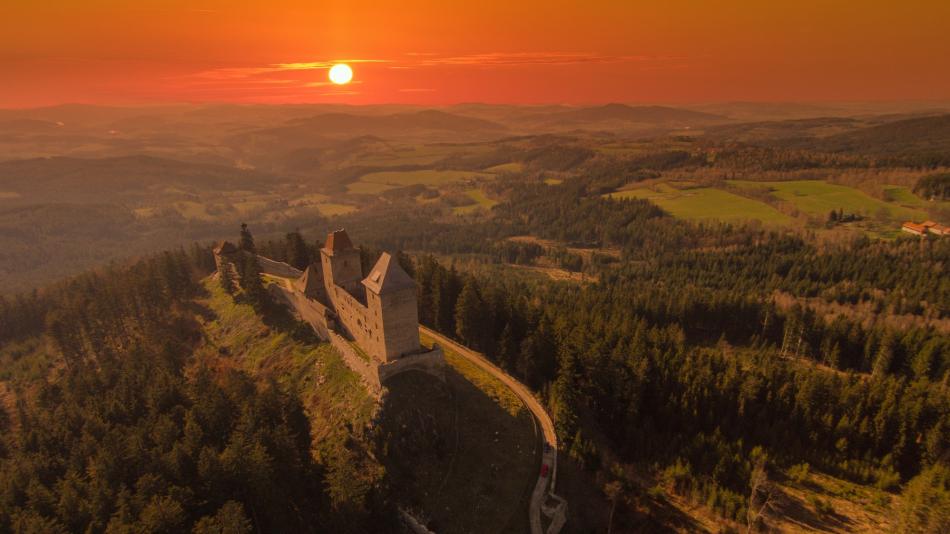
420;326;566;534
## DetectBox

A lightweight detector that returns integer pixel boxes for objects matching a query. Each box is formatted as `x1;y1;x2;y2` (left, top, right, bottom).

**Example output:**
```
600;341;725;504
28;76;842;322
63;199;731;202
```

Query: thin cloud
187;59;387;81
401;52;681;67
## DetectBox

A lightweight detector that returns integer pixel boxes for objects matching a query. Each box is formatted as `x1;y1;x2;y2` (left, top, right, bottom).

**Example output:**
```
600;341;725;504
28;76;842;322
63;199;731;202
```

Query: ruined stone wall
270;284;331;339
327;330;382;394
256;256;302;279
378;346;445;383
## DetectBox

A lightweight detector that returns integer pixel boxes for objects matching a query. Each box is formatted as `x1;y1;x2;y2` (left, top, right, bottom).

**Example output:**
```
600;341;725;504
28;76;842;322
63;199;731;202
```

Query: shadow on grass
770;484;854;532
238;291;322;345
378;367;537;534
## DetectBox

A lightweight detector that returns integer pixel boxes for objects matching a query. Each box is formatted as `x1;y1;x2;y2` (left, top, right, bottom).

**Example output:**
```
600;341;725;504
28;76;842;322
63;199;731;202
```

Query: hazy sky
3;0;950;107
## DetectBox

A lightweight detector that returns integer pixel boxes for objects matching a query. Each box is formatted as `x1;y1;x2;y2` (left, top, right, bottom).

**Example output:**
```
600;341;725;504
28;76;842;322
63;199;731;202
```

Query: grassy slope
608;184;792;224
199;280;535;532
378;333;535;533
196;279;377;457
734;180;928;221
452;189;498;215
359;169;492;187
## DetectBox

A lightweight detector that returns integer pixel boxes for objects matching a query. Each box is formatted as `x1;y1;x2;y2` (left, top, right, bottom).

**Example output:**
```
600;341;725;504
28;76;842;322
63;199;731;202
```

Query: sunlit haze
3;0;950;107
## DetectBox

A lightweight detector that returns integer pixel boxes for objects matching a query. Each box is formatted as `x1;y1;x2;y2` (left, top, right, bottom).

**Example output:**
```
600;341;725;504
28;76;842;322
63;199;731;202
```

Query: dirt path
419;326;565;534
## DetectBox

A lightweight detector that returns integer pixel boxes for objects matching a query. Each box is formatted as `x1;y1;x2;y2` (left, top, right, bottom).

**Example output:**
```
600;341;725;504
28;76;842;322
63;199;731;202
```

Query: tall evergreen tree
239;223;256;253
455;278;488;350
285;230;310;270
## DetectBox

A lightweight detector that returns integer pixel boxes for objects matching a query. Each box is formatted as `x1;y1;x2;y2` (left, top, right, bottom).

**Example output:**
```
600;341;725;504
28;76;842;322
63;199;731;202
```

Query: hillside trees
285;230;311;270
914;173;950;201
409;250;949;519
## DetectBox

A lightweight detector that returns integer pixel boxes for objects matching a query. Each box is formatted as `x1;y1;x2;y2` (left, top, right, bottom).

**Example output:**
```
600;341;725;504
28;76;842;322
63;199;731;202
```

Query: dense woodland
331;179;949;530
2;110;950;531
0;248;394;533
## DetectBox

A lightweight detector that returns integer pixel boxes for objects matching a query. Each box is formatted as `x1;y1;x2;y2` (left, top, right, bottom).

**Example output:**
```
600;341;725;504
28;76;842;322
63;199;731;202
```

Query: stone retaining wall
327;330;383;394
378;346;446;383
257;255;303;279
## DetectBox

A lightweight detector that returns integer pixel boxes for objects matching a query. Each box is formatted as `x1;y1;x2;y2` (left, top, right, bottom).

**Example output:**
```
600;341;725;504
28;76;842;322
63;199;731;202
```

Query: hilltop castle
214;229;444;393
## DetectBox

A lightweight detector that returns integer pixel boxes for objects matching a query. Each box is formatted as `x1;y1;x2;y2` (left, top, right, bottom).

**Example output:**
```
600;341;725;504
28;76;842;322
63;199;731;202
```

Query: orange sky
3;0;950;107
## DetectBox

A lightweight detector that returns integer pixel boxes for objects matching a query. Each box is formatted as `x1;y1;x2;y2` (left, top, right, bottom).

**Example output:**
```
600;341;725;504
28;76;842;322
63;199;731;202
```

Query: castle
214;229;444;394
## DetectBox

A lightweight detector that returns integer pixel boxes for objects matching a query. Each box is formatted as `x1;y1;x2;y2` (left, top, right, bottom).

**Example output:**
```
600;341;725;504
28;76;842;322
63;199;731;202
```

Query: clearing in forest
607;184;792;224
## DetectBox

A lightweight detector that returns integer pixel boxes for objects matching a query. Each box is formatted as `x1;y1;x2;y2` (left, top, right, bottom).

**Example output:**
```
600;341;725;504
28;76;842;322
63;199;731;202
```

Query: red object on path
541;464;550;477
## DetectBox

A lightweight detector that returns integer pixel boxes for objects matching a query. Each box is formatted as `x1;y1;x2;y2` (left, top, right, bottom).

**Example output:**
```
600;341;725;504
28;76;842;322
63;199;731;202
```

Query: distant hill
786;114;950;165
238;110;506;147
703;117;864;142
0;155;281;202
532;103;725;127
0;119;65;138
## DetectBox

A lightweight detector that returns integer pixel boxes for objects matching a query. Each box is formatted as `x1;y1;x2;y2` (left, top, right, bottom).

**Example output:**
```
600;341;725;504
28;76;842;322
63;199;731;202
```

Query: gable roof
294;264;326;299
362;252;416;295
214;241;238;255
324;229;354;252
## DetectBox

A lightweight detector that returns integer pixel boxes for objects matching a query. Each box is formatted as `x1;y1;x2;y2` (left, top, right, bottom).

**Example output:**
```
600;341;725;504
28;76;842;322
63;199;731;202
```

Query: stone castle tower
319;229;421;362
215;228;442;393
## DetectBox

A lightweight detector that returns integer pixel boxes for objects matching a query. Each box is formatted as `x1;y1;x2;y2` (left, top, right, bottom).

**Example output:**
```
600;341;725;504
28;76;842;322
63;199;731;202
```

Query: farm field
453;188;498;214
884;185;950;212
485;162;524;174
346;181;398;194
358;169;492;187
731;180;928;221
315;202;357;216
607;184;792;224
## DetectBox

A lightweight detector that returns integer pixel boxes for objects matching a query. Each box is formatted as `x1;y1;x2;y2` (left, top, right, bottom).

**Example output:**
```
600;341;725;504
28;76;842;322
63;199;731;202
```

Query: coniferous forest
0;154;948;532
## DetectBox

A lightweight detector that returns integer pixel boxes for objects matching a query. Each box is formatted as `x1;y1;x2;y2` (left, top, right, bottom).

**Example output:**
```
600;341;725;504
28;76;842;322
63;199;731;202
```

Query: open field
485;162;524;174
315;202;357;216
608;184;792;224
198;279;378;449
732;180;928;221
288;192;331;206
346;181;398;194
359;169;492;187
453;188;498;214
884;185;950;212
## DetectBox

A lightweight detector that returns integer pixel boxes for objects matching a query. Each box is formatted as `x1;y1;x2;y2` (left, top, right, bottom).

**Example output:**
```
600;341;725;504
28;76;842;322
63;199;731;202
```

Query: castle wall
327;330;382;395
371;287;422;362
216;232;445;399
325;283;388;362
378;346;445;383
269;284;331;339
257;255;303;279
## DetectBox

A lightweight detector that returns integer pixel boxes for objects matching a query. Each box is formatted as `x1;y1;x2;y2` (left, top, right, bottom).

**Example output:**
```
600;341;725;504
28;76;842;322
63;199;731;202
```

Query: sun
328;63;353;85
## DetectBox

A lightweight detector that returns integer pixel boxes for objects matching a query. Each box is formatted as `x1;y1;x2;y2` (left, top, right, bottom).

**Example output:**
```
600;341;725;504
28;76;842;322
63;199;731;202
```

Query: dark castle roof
324;229;354;252
214;241;238;255
294;264;326;299
362;253;415;295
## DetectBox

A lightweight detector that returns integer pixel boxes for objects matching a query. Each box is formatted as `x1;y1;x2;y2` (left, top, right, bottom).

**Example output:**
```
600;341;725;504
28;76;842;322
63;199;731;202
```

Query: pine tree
285;230;310;270
219;264;236;295
455;278;487;350
239;223;256;253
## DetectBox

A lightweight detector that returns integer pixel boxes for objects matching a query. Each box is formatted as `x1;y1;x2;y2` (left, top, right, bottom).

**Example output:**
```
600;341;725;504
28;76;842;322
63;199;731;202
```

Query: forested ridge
329;177;949;530
1;167;948;531
0;247;394;533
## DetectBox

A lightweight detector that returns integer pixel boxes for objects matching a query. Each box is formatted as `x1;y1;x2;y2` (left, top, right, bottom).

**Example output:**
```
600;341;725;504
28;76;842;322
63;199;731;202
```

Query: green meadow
608;184;792;224
358;169;492;187
733;180;928;221
484;162;524;174
315;203;357;216
453;189;498;214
